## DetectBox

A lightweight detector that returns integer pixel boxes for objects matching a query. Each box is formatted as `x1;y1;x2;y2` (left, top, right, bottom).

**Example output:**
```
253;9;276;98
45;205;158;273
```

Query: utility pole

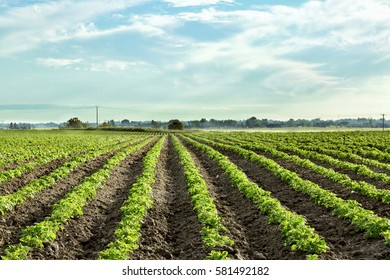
96;106;99;128
382;114;385;131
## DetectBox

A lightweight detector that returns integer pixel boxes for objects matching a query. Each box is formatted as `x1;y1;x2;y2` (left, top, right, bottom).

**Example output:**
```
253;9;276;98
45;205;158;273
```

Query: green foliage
99;136;166;260
306;254;319;260
180;135;328;255
191;133;390;245
172;135;234;254
66;117;86;129
0;135;150;216
168;119;184;130
206;250;230;260
2;136;156;259
2;244;30;260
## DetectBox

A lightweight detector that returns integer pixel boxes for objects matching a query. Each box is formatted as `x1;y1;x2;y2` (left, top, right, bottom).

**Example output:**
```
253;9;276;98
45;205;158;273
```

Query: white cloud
89;60;131;72
36;57;149;72
173;1;390;55
0;0;153;55
2;0;390;121
164;0;234;7
37;58;83;67
48;22;165;41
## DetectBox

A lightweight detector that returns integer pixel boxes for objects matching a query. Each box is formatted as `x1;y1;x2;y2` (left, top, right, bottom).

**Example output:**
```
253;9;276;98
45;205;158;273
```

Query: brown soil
0;149;122;256
194;141;390;260
181;139;307;260
3;135;390;260
130;136;208;260
0;159;32;173
30;140;157;260
258;153;390;219
282;152;390;191
0;158;68;195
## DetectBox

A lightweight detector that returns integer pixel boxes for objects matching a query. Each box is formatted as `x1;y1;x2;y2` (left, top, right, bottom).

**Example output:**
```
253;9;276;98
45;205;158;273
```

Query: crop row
172;136;234;260
248;131;390;163
287;141;390;173
180;135;327;258
191;135;390;246
0;131;147;170
0;132;144;183
99;136;166;260
0;135;151;215
213;135;390;205
2;136;157;260
226;133;390;183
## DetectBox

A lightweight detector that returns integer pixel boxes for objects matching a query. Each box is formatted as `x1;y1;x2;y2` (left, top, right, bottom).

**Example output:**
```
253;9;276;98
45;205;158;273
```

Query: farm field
1;130;390;260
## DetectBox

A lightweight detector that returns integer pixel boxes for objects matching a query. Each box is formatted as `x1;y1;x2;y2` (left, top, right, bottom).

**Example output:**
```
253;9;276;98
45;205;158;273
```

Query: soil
2;135;390;260
181;139;307;260
0;147;125;256
0;158;68;195
195;141;390;260
130;136;208;260
282;152;390;191
257;153;390;218
30;140;157;259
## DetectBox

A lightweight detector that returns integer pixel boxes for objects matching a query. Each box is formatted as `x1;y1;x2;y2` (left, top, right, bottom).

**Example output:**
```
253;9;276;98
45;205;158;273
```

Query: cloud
143;0;390;101
163;0;235;7
1;0;390;121
36;57;149;72
89;60;133;72
0;0;154;55
170;1;390;55
37;58;83;67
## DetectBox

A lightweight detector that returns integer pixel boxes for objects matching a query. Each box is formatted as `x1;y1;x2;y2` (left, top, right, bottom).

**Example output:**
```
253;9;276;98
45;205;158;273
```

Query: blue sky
0;0;389;123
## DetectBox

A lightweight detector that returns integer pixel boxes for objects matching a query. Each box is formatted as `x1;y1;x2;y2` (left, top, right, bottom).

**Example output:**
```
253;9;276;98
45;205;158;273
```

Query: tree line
4;116;387;130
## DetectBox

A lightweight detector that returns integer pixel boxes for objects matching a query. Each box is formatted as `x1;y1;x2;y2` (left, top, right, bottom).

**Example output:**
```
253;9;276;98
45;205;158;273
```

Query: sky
0;0;390;123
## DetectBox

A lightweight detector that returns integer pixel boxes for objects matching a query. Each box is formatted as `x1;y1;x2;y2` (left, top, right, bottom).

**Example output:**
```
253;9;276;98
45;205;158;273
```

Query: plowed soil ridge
30;140;157;259
0;149;121;257
259;153;390;219
280;150;390;190
182;139;307;260
131;136;208;260
201;142;390;259
0;158;68;196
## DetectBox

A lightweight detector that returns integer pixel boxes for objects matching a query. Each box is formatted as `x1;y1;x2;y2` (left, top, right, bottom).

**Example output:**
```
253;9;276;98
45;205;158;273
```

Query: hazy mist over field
0;0;389;122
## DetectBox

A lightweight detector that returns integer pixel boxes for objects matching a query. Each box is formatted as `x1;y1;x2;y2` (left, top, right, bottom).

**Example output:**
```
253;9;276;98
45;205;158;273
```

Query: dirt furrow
0;158;69;196
30;141;157;260
280;151;390;191
258;153;390;218
131;136;208;260
202;144;390;259
183;139;307;260
0;150;121;257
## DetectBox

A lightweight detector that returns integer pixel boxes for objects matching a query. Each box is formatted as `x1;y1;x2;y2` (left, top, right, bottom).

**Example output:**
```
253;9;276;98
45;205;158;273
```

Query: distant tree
109;119;115;127
200;118;207;128
168;119;184;130
151;120;161;129
260;119;268;127
121;119;130;126
368;118;373;128
66;117;85;129
246;116;259;128
287;118;295;127
100;121;111;128
189;120;200;128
